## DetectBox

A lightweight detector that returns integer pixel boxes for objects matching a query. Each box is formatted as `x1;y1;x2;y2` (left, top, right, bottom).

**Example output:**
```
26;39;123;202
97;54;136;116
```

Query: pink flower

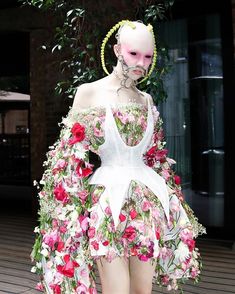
79;215;89;232
76;282;88;293
142;200;151;212
88;227;96;238
191;266;200;279
170;197;180;213
139;254;149;261
90;211;98;223
122;226;136;242
91;240;99;251
180;228;193;243
104;206;112;216
77;190;88;203
43;230;59;250
119;213;126;222
35;282;44;291
52;159;67;175
130;209;138;220
161;169;171;181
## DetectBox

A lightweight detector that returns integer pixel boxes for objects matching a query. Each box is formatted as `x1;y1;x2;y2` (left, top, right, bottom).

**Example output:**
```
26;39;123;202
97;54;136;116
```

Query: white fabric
89;97;170;228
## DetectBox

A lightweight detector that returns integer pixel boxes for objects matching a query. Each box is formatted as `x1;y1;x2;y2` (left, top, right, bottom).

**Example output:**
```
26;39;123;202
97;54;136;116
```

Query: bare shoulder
72;83;94;111
139;90;154;106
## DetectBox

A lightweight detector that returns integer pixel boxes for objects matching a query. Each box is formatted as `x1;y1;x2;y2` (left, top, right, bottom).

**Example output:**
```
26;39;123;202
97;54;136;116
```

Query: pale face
119;43;153;80
115;22;154;81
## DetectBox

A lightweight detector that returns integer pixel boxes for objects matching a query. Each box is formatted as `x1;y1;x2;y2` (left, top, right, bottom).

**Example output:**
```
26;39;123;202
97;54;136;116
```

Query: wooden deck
0;214;234;294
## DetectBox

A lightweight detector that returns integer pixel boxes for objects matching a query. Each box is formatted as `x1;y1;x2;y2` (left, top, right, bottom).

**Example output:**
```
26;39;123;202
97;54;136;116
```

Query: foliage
20;0;175;104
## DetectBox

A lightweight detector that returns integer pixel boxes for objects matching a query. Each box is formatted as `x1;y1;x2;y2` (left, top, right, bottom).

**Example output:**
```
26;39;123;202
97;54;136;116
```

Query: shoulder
72;83;94;111
139;90;154;106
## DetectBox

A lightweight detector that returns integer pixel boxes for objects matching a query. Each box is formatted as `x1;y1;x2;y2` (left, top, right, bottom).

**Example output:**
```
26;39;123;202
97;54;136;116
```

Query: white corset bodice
89;97;169;228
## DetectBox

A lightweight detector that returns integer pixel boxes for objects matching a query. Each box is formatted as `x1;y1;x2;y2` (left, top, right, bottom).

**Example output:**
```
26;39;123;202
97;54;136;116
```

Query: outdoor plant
21;0;175;104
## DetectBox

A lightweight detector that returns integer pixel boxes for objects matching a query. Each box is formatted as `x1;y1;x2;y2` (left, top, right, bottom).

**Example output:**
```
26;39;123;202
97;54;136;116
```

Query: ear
113;44;120;57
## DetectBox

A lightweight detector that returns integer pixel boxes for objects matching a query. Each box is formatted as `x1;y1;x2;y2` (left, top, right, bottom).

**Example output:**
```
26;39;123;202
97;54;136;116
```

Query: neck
110;63;136;89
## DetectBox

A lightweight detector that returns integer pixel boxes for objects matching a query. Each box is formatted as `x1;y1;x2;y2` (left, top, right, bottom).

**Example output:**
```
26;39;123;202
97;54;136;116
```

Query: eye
145;55;152;59
130;52;137;56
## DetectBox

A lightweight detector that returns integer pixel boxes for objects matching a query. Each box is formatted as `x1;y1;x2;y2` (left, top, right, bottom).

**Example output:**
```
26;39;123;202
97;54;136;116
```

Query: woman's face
116;23;154;81
119;43;153;80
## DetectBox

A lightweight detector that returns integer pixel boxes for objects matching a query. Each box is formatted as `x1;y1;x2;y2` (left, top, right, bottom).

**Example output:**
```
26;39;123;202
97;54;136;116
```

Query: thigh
96;256;130;294
129;256;156;294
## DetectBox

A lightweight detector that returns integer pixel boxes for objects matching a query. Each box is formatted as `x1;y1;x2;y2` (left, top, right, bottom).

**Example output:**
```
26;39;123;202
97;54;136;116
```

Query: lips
132;69;143;75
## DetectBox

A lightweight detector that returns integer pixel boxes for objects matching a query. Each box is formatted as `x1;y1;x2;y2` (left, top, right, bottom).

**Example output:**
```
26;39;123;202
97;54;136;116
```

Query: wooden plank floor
0;214;234;294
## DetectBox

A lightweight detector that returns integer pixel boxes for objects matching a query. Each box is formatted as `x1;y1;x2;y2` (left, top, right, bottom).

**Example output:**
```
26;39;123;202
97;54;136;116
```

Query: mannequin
31;20;205;294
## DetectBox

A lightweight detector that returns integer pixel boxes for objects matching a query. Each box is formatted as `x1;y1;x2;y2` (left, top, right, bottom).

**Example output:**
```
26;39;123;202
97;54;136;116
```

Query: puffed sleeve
31;109;97;294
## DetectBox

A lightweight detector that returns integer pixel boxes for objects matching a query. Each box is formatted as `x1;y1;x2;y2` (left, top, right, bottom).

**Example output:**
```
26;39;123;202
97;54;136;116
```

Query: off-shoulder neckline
69;102;148;115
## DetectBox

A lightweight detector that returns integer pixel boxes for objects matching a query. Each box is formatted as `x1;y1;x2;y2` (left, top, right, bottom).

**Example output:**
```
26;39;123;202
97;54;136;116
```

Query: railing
0;134;30;185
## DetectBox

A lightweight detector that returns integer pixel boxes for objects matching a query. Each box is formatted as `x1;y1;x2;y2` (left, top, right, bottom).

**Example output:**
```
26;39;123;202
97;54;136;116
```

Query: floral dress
31;101;206;294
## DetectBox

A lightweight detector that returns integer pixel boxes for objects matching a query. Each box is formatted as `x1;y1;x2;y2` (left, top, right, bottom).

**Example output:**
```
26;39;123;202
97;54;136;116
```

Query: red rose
155;229;161;240
57;255;79;278
174;175;181;185
155;149;168;161
122;226;136;242
69;123;85;145
186;239;195;252
119;213;126;222
56;241;64;252
102;240;109;246
54;183;69;203
130;209;138;220
50;284;61;294
146;146;157;156
76;164;93;178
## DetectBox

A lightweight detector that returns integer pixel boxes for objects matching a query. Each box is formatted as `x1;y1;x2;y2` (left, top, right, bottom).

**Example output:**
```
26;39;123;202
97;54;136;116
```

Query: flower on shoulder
68;122;86;145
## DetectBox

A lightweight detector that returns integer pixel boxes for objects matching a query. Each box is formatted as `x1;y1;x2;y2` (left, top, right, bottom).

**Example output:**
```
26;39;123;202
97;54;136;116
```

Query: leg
129;256;156;294
96;256;130;294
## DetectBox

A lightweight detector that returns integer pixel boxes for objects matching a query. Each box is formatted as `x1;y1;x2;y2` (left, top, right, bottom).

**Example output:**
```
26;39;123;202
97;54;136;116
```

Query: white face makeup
116;22;154;81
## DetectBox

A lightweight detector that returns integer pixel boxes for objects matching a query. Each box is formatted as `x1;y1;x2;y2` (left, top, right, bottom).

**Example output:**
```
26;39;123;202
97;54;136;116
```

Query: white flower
31;266;37;273
34;226;40;233
33;180;38;186
40;248;49;257
72;146;87;159
36;262;42;269
174;241;190;262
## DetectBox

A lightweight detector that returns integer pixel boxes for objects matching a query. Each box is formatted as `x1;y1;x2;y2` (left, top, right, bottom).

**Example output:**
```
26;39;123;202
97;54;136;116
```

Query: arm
31;108;97;293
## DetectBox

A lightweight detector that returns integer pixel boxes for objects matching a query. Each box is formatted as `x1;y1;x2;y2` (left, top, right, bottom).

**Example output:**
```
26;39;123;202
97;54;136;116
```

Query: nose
136;57;145;68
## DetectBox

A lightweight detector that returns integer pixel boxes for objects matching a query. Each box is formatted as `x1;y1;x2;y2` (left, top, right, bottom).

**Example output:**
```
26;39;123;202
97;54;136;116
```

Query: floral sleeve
31;109;97;293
